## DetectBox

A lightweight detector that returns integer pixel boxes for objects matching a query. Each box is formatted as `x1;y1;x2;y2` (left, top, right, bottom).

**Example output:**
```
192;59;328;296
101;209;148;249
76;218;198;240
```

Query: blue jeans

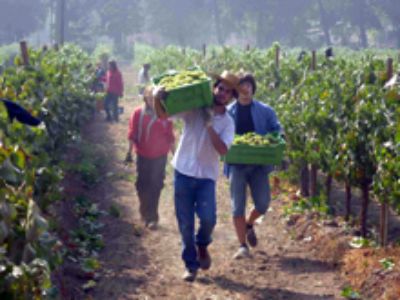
104;92;119;121
229;165;271;217
174;170;216;271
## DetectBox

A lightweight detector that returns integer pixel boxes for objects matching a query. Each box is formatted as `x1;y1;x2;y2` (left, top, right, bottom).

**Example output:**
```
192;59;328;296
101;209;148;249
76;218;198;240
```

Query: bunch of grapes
158;70;208;91
233;132;281;146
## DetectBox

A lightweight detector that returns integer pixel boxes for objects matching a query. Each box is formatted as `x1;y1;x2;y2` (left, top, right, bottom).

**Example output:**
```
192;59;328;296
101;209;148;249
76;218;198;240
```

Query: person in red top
125;86;175;229
105;60;124;122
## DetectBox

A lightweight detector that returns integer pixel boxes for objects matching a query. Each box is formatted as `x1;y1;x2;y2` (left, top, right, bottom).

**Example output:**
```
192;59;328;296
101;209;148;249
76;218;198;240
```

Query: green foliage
283;196;329;217
341;286;361;299
0;44;95;297
69;142;106;187
0;44;18;65
145;43;399;227
379;257;395;270
67;195;105;291
108;204;121;218
348;237;376;249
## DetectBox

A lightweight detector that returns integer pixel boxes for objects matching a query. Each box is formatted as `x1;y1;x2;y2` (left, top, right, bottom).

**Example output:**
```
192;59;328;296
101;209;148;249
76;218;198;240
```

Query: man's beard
213;95;225;106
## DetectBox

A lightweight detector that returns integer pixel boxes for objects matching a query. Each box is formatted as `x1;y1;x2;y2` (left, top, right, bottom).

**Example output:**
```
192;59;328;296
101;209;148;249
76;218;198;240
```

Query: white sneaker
182;269;197;282
147;221;158;230
233;246;251;259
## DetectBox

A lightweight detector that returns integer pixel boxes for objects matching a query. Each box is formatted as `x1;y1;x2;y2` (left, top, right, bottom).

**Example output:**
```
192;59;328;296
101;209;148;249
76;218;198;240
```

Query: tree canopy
1;0;400;51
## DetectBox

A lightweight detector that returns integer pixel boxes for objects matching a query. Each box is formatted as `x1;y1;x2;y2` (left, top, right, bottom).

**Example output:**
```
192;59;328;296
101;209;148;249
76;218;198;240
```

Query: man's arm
206;124;228;155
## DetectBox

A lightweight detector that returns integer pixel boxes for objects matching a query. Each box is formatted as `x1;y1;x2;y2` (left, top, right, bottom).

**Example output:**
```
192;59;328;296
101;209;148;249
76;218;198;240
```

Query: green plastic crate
153;72;213;115
222;141;286;165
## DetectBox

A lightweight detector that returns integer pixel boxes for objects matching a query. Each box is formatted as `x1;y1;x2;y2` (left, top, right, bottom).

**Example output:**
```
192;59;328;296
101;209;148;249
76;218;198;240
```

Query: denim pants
135;155;167;224
174;170;216;271
229;165;272;217
104;92;119;121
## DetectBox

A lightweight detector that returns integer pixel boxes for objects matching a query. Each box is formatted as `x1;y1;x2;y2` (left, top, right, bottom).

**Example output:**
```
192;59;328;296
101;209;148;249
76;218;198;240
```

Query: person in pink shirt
125;86;175;229
105;60;124;122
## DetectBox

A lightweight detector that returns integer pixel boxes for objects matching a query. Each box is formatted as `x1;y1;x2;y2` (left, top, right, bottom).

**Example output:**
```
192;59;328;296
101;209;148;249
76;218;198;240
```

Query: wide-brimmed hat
211;70;242;94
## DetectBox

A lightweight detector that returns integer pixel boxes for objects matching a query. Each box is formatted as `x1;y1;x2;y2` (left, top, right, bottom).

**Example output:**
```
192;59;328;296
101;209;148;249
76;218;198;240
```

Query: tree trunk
300;163;310;197
357;0;368;48
213;0;223;45
359;23;368;48
360;182;370;237
255;10;265;48
317;0;332;45
345;182;352;221
310;164;318;197
56;0;66;46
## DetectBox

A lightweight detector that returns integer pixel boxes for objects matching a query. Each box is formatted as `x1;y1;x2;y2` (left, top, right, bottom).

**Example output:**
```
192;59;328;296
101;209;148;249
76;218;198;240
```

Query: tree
0;0;47;44
340;0;382;48
98;0;142;54
141;0;211;47
316;0;337;46
372;0;400;47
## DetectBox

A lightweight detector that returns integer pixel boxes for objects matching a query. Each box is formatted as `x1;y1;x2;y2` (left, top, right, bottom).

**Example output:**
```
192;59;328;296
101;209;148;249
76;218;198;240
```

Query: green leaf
341;286;361;299
82;258;101;272
82;280;97;291
379;258;395;271
10;148;26;170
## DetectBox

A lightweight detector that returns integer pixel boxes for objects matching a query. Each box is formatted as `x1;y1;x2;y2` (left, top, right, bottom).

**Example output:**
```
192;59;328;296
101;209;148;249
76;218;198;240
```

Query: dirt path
85;65;345;299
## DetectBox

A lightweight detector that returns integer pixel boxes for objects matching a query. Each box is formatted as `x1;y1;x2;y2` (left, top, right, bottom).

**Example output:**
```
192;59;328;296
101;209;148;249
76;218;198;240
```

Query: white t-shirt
138;68;149;85
171;109;235;181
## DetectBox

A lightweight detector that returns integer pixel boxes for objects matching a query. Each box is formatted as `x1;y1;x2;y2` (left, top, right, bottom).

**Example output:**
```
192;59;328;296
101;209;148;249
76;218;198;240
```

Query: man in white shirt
138;63;151;95
155;71;239;282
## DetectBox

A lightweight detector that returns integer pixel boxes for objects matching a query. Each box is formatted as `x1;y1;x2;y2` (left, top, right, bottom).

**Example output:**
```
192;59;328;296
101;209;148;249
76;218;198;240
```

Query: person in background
226;72;281;259
93;62;106;92
154;70;239;282
125;86;175;229
105;60;124;122
138;63;151;96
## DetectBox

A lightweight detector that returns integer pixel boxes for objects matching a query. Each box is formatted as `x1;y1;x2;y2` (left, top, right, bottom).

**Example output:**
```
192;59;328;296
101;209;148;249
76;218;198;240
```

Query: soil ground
60;64;400;300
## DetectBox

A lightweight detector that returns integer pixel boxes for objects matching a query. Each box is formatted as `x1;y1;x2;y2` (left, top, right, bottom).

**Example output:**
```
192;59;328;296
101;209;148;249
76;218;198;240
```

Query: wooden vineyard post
380;200;389;247
360;182;370;237
311;50;316;71
300;162;310;197
275;45;280;69
379;57;393;247
182;47;186;55
246;44;250;51
386;57;393;81
20;41;29;65
202;43;207;58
